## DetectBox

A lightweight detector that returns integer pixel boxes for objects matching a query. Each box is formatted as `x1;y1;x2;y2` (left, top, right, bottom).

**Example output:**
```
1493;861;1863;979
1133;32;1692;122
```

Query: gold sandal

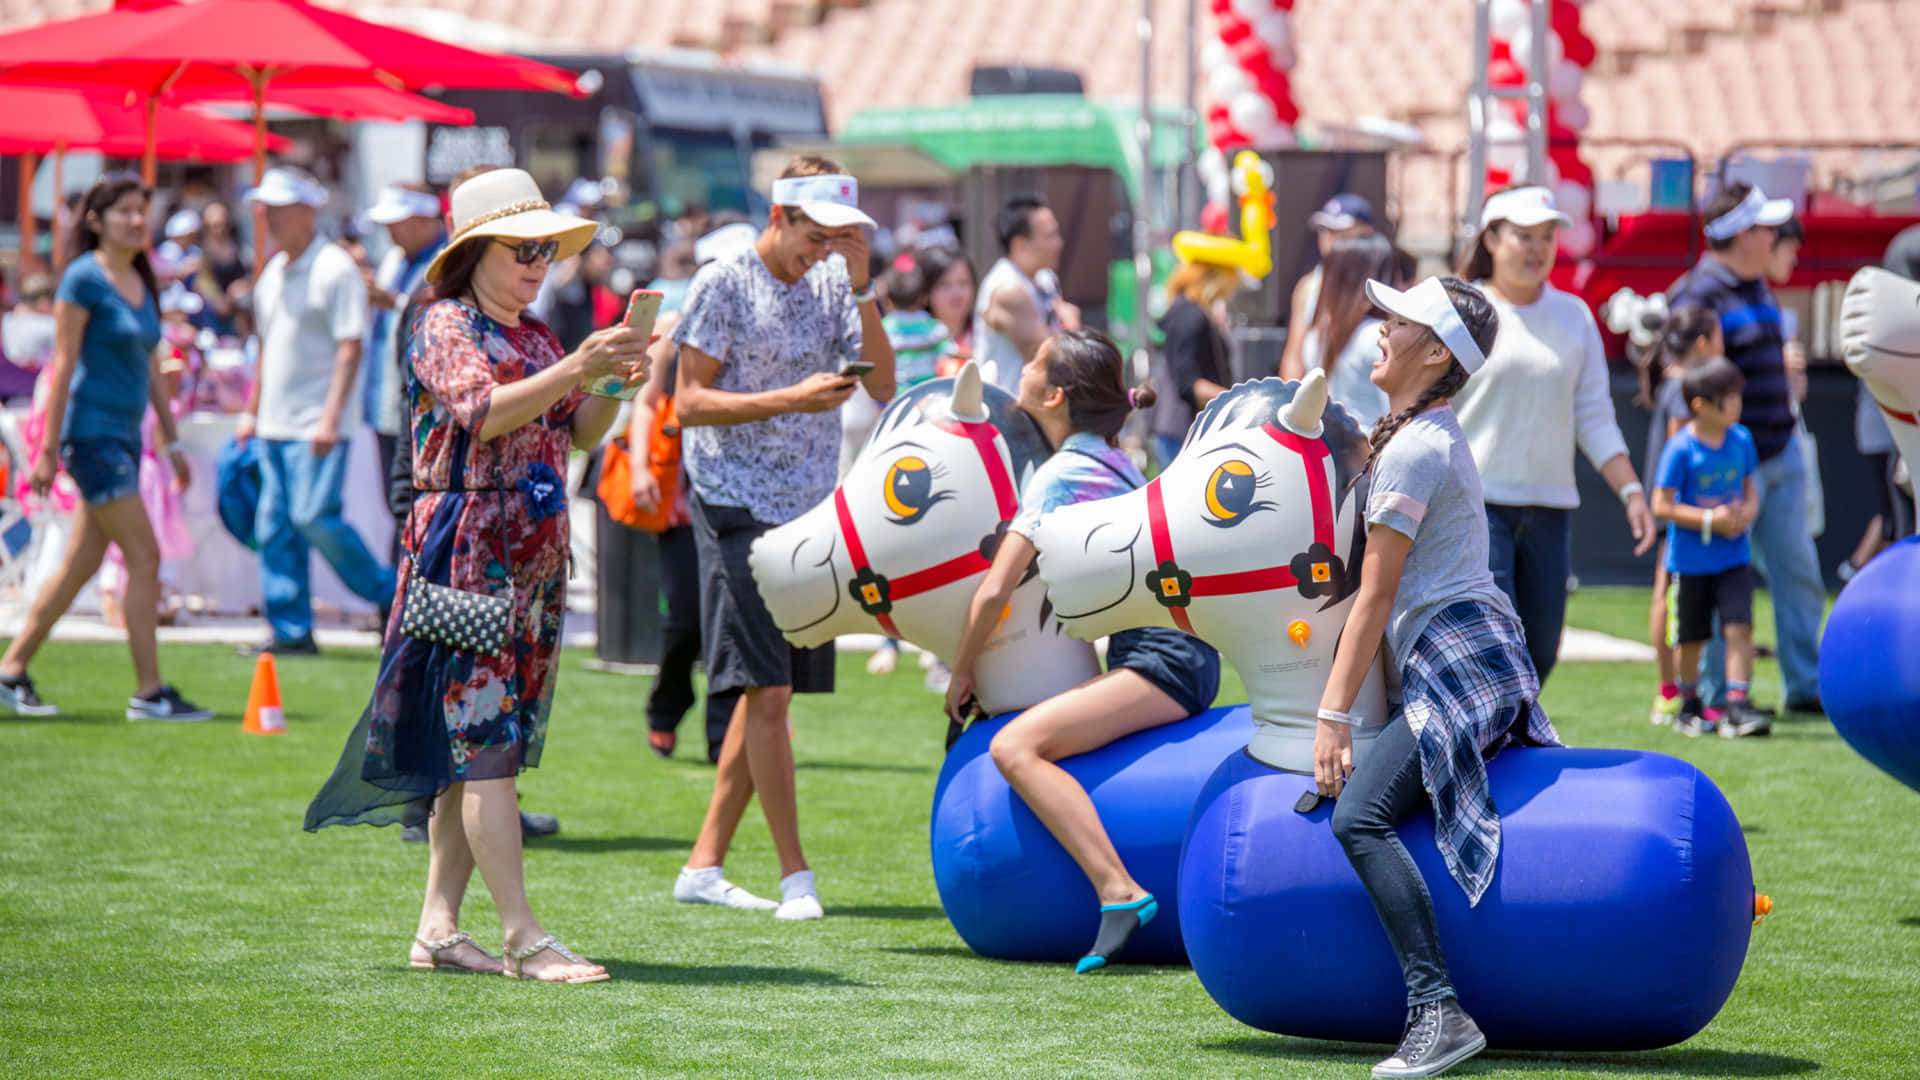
502;934;609;984
410;931;501;974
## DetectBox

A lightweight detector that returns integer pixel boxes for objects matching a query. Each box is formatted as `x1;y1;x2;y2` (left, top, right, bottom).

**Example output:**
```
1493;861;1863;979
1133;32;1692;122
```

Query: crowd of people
0;140;1911;1079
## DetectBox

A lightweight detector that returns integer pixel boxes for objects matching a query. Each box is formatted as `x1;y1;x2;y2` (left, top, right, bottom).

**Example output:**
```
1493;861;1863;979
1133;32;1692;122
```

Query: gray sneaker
1718;701;1774;738
0;673;58;716
126;685;213;722
1373;998;1487;1079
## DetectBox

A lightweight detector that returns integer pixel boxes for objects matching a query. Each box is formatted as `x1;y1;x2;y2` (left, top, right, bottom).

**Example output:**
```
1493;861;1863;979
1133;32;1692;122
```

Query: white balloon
1251;10;1290;53
1548;58;1584;101
1228;0;1273;22
1559;218;1597;257
1510;25;1564;71
1486;111;1525;144
1488;0;1531;43
1229;90;1279;138
1487;141;1526;173
1557;100;1590;132
1206;174;1232;208
1554;180;1593;219
1201;39;1228;72
1209;62;1252;103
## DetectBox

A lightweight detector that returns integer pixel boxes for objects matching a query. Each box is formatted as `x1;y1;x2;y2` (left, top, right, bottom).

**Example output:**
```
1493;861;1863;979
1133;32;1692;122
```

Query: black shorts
1666;564;1753;647
689;495;835;697
1106;627;1222;717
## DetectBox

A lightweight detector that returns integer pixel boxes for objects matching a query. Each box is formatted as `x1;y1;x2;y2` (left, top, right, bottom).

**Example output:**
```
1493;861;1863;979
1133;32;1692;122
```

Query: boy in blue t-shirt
1652;356;1771;738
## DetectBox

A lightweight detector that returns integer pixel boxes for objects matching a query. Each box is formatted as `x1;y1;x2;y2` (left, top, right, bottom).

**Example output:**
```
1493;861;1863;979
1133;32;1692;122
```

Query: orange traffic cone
242;652;286;735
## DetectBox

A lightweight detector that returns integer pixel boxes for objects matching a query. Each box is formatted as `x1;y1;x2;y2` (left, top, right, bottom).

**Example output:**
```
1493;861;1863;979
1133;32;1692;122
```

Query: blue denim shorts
60;437;142;506
1107;627;1222;717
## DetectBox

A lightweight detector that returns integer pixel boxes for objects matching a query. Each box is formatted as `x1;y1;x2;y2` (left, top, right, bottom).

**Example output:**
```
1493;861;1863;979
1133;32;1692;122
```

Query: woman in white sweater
1452;186;1656;682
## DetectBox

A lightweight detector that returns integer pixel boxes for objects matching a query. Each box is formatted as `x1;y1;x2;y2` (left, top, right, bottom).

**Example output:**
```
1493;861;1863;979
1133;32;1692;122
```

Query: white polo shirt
253;238;369;441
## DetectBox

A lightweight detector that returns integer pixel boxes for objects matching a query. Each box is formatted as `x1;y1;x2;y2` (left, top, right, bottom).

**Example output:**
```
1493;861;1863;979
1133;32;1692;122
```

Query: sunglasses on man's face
495;237;561;265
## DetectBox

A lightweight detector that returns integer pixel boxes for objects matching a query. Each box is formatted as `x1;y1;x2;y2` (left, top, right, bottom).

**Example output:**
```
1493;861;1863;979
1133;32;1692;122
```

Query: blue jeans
256;438;396;643
1698;436;1825;704
1331;715;1455;1007
1484;504;1571;684
1153;434;1183;473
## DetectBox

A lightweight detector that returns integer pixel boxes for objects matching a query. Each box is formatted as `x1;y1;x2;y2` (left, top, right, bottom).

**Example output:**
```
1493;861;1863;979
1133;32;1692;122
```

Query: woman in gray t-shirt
1308;277;1562;1080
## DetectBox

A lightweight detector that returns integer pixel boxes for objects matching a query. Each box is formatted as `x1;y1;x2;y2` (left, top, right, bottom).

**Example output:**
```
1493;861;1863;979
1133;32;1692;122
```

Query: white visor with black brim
1364;277;1488;375
770;174;876;230
1703;186;1795;241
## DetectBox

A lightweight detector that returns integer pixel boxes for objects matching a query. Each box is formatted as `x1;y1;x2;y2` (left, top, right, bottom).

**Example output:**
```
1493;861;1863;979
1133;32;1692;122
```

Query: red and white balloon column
1196;0;1298;235
1484;0;1599;258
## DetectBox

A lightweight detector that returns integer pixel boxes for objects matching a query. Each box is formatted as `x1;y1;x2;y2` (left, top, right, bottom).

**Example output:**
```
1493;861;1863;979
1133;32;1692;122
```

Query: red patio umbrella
199;84;476;127
3;85;292;270
0;0;578;181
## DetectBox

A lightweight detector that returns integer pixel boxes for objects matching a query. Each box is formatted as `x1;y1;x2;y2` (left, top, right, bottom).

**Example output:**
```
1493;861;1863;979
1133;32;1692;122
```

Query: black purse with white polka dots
399;483;513;657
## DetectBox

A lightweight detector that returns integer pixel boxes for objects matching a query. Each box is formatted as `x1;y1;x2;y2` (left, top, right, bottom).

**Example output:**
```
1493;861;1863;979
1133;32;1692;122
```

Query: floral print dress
306;300;582;830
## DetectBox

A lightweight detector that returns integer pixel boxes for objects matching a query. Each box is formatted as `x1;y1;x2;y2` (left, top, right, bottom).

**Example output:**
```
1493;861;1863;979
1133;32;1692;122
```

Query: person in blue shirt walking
0;175;211;721
1652;356;1772;738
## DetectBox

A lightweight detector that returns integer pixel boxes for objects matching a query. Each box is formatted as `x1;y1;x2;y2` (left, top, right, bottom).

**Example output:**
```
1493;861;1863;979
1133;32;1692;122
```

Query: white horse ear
1278;368;1328;438
950;360;988;422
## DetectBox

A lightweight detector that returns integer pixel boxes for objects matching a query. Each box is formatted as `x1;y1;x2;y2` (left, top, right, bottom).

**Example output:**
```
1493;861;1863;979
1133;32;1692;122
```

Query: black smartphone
1293;791;1324;814
839;359;874;378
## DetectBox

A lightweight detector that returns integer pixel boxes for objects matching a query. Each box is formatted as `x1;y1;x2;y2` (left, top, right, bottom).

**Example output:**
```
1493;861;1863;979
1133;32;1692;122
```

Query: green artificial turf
2;587;1914;1078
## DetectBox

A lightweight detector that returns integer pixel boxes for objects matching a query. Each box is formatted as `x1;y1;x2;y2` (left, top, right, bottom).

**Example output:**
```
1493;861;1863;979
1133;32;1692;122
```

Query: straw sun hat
425;167;598;285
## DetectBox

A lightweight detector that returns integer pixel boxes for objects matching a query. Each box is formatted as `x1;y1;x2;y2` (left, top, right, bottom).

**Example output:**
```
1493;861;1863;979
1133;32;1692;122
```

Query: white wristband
1617;481;1643;504
1316;707;1356;726
1700;507;1715;543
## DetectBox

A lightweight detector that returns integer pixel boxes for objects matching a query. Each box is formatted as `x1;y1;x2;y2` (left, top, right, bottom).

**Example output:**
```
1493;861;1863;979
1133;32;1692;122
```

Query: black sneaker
0;673;58;716
520;810;560;839
236;636;319;658
400;823;428;843
1373;998;1487;1079
1785;696;1825;716
126;684;214;722
1718;701;1774;738
1674;699;1714;738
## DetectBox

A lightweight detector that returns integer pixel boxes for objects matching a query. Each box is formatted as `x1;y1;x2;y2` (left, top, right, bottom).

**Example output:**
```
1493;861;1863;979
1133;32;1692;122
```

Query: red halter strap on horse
1878;399;1920;427
1144;421;1341;635
833;418;1019;638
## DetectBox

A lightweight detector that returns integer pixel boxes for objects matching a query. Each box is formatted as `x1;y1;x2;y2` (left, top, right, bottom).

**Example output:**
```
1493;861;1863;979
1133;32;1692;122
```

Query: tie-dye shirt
1009;431;1143;540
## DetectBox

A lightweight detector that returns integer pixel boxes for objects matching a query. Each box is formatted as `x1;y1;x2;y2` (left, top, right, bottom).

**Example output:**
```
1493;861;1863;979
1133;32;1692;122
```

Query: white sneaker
673;866;777;910
774;869;824;921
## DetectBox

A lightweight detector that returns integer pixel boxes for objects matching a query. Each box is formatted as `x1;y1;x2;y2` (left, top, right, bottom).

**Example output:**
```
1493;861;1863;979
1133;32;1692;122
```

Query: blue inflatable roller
930;704;1251;964
1179;747;1756;1050
1820;536;1920;793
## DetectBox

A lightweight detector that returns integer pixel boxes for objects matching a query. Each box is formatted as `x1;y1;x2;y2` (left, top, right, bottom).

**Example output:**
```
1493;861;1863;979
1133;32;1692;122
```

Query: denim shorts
60;437;142;506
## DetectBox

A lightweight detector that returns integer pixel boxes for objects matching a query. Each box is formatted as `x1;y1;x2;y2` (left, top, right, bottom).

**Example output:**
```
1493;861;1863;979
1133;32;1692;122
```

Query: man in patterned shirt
671;156;896;920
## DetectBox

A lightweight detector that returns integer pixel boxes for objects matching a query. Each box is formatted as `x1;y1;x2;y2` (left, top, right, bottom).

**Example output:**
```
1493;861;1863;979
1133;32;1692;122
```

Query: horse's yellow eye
883;456;935;521
1205;460;1259;521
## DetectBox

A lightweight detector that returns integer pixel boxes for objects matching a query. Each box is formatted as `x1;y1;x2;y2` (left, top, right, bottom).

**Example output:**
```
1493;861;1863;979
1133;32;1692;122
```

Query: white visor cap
1364;277;1489;375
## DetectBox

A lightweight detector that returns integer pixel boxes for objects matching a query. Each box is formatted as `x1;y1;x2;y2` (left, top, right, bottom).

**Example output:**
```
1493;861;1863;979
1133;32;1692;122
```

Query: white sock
775;869;823;921
674;865;777;910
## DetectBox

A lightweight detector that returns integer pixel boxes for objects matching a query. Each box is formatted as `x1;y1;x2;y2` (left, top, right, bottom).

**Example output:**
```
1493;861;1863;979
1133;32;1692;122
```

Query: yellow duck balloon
1172;150;1276;284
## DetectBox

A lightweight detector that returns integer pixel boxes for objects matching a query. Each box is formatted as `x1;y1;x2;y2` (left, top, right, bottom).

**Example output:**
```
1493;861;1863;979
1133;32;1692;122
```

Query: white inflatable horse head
749;362;1102;714
1840;267;1920;472
1030;371;1391;772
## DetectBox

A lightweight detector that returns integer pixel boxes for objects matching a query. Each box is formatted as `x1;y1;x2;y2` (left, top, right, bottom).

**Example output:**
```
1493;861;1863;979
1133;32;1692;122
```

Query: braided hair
1352;278;1499;486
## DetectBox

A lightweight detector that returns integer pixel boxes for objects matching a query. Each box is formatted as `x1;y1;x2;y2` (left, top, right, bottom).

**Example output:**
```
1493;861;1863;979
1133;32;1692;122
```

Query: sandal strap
416;930;480;956
504;933;587;965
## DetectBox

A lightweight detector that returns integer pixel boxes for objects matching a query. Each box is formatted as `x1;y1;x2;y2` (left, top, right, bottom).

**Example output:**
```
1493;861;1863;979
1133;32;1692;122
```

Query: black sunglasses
494;237;561;264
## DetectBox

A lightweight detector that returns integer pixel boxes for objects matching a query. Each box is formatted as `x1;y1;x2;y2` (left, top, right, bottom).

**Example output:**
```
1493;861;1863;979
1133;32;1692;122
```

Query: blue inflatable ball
1821;535;1920;793
1179;747;1755;1050
930;704;1251;964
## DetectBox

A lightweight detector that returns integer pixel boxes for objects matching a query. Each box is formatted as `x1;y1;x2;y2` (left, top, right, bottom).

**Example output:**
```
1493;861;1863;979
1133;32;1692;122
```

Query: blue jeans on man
1697;435;1825;706
256;438;396;644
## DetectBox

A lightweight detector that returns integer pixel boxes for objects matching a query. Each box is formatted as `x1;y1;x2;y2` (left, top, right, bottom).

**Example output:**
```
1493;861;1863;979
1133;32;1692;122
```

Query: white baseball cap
1364;277;1490;375
164;208;201;239
366;185;442;225
243;167;328;209
770;173;876;230
1479;185;1574;230
695;222;760;266
1704;185;1795;241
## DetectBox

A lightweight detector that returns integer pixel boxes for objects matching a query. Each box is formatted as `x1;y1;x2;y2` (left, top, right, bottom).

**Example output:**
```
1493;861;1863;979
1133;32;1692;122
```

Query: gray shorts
689;495;835;696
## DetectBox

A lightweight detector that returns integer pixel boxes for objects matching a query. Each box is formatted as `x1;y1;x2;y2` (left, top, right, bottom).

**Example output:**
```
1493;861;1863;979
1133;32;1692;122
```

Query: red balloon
1487;166;1513;189
1489;57;1525;88
1209;0;1232;14
1253;66;1291;102
1562;30;1597;68
1233;37;1273;74
1551;0;1582;40
1201;201;1232;235
1490;38;1512;63
1207;102;1230;124
1550;147;1593;187
1218;16;1251;45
